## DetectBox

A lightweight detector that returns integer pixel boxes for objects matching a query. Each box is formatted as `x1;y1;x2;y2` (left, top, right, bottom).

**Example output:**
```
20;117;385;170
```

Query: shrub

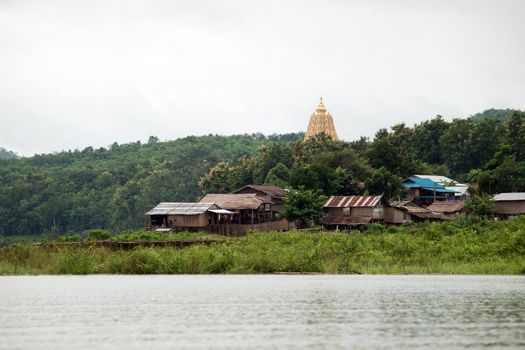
85;229;112;240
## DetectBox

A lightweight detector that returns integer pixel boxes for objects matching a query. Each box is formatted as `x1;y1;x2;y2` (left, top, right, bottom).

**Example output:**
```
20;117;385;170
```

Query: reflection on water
0;275;524;349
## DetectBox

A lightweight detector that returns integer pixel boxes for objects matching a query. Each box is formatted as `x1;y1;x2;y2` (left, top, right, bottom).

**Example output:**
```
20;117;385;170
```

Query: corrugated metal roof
324;195;382;208
414;175;468;196
403;177;459;193
145;202;216;216
493;193;525;201
199;193;266;210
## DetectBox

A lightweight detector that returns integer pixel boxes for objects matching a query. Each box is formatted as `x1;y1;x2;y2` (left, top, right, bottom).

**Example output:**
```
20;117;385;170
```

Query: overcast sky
1;0;524;156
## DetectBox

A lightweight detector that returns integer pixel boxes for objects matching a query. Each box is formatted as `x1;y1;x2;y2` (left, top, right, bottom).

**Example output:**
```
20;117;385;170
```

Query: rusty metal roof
324;195;382;208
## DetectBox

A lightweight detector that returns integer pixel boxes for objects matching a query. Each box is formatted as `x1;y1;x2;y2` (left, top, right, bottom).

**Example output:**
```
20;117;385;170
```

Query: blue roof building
403;176;458;205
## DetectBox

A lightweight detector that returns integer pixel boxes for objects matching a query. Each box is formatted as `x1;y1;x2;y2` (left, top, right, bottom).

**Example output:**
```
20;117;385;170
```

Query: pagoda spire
304;97;338;141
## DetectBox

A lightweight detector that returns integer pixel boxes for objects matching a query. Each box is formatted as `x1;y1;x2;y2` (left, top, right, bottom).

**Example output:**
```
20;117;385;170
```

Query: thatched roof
232;185;287;199
427;201;465;213
199;193;266;210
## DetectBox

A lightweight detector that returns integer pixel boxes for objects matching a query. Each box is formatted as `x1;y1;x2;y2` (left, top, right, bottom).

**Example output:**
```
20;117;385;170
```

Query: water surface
0;275;524;349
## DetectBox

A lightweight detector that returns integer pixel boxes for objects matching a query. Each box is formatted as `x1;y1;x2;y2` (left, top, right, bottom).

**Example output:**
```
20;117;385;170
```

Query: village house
145;202;234;232
413;175;470;200
321;195;384;229
385;201;448;224
199;193;293;234
402;176;458;206
493;193;525;217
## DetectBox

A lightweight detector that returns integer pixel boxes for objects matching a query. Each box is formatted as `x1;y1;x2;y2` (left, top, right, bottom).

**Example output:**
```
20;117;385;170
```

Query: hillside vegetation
1;108;525;237
0;147;17;160
0;133;302;236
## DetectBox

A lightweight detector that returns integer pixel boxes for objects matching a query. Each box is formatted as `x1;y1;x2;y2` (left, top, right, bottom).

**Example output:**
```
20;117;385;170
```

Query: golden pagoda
304;97;338;141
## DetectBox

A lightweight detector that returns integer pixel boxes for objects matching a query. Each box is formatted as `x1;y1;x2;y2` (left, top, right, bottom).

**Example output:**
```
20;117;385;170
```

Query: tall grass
1;216;524;275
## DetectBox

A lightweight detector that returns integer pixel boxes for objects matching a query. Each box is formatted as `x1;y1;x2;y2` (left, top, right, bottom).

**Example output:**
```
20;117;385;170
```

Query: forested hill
0;133;303;236
0;147;17;160
470;109;518;124
2;108;525;238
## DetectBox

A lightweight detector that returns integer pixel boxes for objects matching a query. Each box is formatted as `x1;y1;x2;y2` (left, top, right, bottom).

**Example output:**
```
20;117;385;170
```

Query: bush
85;229;112;240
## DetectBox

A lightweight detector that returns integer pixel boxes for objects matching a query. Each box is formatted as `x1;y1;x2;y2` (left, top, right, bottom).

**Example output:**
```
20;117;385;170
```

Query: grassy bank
1;216;524;275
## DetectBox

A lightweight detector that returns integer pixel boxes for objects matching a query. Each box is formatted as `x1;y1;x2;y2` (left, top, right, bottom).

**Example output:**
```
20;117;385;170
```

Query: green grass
1;216;524;275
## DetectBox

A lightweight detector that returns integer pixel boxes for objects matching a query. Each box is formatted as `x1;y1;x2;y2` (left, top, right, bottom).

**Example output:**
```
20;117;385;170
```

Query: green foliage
290;164;339;195
264;163;290;187
281;188;326;227
470;108;517;124
85;229;112;240
366;167;404;200
465;195;496;217
0;134;300;236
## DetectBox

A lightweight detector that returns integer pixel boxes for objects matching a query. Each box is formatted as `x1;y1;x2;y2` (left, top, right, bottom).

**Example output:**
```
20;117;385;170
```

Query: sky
1;0;524;156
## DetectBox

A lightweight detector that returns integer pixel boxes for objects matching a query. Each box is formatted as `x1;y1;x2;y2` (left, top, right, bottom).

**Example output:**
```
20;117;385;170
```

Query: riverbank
1;217;524;275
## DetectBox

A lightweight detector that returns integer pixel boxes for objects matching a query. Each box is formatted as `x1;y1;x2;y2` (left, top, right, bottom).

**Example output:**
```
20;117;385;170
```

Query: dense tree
264;163;290;187
365;167;404;200
465;194;495;217
411;116;449;164
289;164;339;196
281;188;326;228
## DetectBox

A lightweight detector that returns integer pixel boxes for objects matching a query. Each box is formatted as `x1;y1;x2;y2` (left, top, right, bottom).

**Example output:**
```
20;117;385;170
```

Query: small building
322;195;383;229
231;185;287;214
413;175;470;200
145;202;233;232
385;201;448;224
427;201;466;217
402;177;458;206
493;193;525;216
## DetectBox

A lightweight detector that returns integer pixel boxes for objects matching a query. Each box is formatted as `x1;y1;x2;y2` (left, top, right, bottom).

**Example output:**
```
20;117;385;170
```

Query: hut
493;193;525;216
385;201;448;224
402;177;458;206
321;195;384;229
145;202;233;232
427;201;466;217
413;175;470;200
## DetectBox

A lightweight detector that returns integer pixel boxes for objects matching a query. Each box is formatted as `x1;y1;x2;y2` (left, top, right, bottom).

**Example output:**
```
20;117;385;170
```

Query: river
0;275;524;349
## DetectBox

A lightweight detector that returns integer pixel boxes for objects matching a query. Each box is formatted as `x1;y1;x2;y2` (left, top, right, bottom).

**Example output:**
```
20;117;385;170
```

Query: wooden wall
168;213;208;227
384;207;405;224
495;201;525;215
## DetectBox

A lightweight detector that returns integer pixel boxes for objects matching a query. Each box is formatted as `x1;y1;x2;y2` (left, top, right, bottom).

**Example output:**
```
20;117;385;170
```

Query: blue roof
403;177;458;193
